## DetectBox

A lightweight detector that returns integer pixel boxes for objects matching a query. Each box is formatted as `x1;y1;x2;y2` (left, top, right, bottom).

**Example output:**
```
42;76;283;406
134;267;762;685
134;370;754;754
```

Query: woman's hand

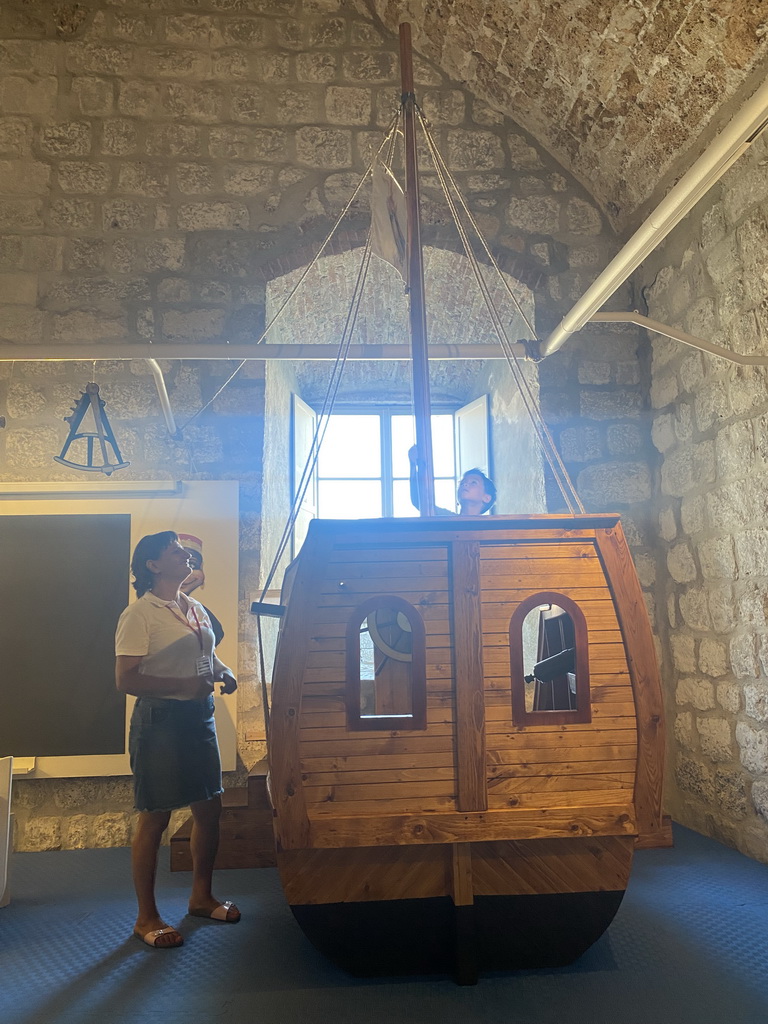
217;671;237;695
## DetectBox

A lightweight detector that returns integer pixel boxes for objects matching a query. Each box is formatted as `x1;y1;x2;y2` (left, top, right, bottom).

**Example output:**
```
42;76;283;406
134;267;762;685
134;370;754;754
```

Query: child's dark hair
130;531;179;596
462;468;496;513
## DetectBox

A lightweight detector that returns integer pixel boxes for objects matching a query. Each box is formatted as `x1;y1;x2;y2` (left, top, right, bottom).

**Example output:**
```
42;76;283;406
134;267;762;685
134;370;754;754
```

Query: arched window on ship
509;592;592;727
345;596;427;731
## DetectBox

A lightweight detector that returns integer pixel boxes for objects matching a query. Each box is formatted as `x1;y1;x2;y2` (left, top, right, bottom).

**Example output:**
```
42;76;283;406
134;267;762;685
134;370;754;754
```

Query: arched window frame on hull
345;596;427;732
509;591;592;728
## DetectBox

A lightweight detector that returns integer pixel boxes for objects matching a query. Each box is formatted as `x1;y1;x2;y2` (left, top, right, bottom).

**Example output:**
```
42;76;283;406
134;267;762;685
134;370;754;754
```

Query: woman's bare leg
132;809;180;944
188;796;240;920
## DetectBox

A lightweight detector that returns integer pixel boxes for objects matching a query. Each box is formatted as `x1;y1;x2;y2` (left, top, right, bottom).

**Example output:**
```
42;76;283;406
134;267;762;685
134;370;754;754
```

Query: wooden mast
399;23;435;517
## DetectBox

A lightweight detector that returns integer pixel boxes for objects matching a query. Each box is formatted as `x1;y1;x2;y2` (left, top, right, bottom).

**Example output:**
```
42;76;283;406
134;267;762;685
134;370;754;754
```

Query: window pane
391;416;416;477
521;604;577;713
435;478;457;512
361;605;413;718
317;415;381;478
393;479;419;517
390;414;454;479
431;415;455;477
318;480;382;518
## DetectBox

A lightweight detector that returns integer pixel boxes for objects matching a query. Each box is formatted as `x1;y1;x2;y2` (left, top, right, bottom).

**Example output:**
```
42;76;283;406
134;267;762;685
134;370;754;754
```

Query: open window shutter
291;394;317;557
454;394;491;479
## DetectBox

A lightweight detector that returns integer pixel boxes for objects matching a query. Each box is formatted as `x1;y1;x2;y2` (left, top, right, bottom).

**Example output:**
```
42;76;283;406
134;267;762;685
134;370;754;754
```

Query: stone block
118;162;170;197
559;424;602;462
144;238;186;271
6;380;46;418
660;445;699;498
752;778;768;821
0;305;44;342
674;711;696;750
658;506;677;542
93;813;132;848
697;716;733;763
325;86;371;125
223;165;274;196
221;17;268;47
607;423;643;455
566;197;602;235
745;682;768;724
57;161;111;194
296;51;337;82
101;118;139;156
577;360;611;385
506;194;560;234
40;121;92;157
697;536;737;581
708;583;737;633
103;200;155;231
730;632;759;678
65;42;132;76
716;682;741;714
736;721;768;774
667;543;697;584
699;638;728;677
715;418;754;476
20;816;62;852
670;633;697;673
714;767;747;817
163;83;225;123
5;426;62;469
177;203;249;231
146;125;204;157
581;389;643;420
342;51;398;82
295;127;351;168
651;412;675;453
164;14;224;48
65;238;106;271
118;81;161;118
677;676;715;712
679;586;712;631
0;116;32;157
210;127;287;162
0;272;37;305
52;310;126;343
731;365;768;417
63;814;90;850
161;308;226;341
650;371;679;409
72;76;114;116
140;47;210;79
0;159;50;195
675;754;714;801
1;76;57;116
734;529;768;578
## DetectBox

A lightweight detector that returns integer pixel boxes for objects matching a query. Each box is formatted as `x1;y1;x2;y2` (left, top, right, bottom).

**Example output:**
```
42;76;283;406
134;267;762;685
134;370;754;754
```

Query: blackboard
0;514;131;758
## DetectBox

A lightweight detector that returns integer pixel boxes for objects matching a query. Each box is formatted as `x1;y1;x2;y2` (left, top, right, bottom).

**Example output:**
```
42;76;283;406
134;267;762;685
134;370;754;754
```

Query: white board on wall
0;480;239;777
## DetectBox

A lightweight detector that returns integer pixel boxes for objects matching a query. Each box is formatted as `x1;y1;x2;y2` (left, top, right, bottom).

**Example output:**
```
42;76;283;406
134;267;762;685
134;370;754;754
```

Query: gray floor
1;824;768;1024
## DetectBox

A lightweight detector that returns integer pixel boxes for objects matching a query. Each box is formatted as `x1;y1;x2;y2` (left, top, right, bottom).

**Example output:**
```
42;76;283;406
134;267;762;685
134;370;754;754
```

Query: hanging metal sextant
53;382;130;475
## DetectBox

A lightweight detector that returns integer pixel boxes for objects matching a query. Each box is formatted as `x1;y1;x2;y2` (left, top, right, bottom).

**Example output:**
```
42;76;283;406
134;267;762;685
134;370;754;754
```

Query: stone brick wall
1;1;653;849
639;129;768;863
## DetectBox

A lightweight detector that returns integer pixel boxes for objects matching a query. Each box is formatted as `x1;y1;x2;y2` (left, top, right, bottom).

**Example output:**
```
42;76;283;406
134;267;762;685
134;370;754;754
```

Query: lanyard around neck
166;600;204;650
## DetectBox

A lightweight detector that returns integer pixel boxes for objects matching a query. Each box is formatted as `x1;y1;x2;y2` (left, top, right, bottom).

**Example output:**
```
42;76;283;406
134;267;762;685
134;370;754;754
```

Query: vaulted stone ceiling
370;0;768;231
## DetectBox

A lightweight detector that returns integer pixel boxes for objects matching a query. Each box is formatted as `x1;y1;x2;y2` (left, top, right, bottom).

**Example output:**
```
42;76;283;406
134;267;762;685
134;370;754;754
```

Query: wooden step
170;760;276;871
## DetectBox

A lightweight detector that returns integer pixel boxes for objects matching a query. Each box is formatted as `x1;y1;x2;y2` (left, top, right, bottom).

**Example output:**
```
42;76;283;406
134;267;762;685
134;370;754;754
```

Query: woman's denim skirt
129;695;223;812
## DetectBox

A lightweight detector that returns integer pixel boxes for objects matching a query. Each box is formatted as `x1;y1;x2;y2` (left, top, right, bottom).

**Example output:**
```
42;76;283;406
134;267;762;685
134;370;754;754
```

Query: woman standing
115;531;239;949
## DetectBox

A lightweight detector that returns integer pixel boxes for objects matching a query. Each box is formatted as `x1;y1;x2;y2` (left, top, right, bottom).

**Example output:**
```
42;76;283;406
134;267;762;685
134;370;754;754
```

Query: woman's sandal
188;900;241;923
134;926;184;948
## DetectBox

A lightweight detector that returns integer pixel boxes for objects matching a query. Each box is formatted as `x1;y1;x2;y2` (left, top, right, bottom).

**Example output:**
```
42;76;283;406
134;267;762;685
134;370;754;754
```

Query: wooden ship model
254;26;669;984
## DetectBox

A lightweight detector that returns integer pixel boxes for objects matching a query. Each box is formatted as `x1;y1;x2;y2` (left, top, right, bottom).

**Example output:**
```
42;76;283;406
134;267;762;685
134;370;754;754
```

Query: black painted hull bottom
292;889;626;985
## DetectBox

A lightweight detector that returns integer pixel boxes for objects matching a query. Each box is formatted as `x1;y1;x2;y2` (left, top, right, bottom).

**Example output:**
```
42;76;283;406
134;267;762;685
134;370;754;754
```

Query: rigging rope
418;109;585;514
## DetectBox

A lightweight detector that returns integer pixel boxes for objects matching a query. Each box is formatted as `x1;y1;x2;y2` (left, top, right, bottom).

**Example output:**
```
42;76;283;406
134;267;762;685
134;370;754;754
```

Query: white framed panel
0;481;239;777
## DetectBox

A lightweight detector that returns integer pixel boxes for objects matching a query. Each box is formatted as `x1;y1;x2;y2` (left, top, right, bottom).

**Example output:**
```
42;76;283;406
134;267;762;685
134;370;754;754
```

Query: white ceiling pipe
146;358;180;438
540;79;768;359
0;343;514;361
591;311;768;366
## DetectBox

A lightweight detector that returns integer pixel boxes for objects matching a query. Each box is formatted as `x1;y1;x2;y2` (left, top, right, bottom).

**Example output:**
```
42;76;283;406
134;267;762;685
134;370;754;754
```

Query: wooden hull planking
267;514;666;978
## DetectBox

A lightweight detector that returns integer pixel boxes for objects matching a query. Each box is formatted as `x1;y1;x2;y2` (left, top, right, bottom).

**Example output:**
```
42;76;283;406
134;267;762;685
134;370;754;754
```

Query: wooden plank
484;702;637;723
305;766;457;787
451;843;474;906
302;751;455;773
277;845;450;904
310;793;458;815
269;536;333;850
470;836;633;896
324;559;450;580
486;773;635;795
451;540;487;813
488;743;637;765
306;801;637;848
304;780;456;804
328;545;449;564
479;542;599;561
300;734;457;757
488;757;636;778
319;576;451;596
594;524;666;844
